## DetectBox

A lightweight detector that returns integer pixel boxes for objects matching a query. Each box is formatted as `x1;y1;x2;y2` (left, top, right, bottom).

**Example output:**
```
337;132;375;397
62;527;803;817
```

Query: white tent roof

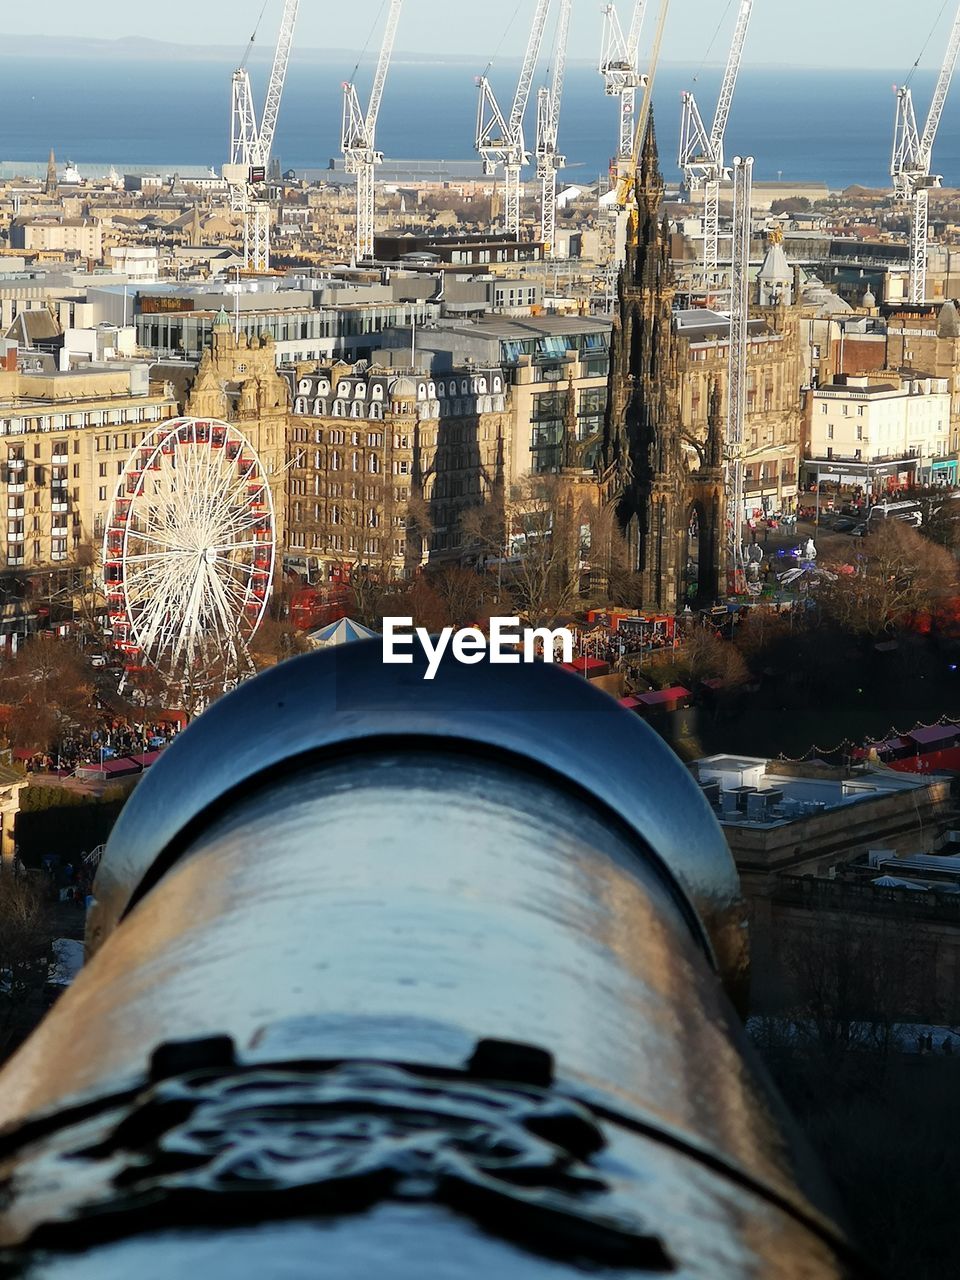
307;617;380;649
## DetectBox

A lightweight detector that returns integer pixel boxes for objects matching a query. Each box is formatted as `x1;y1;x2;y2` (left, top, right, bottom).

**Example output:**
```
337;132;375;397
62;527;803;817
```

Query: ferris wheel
102;417;276;686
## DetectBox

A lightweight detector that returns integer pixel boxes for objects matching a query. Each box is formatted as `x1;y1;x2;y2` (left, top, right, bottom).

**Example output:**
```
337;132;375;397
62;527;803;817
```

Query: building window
827;425;834;440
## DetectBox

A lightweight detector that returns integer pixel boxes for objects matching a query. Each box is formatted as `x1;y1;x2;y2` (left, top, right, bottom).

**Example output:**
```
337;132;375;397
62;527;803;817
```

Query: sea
0;56;958;191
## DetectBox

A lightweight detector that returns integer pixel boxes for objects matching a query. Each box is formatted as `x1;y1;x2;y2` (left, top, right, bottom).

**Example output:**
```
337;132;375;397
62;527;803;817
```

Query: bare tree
820;521;958;637
462;477;584;624
0;874;55;1063
427;565;495;628
249;617;310;669
0;636;98;755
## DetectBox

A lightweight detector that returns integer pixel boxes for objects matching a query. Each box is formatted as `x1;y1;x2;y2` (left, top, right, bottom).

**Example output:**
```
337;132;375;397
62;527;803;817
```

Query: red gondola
211;426;227;448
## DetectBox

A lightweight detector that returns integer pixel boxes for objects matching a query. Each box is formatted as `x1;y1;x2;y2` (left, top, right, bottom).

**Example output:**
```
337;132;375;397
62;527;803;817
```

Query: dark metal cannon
0;645;866;1277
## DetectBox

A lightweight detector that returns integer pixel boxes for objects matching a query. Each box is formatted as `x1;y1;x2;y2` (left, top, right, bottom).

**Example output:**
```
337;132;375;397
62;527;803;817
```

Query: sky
5;0;958;73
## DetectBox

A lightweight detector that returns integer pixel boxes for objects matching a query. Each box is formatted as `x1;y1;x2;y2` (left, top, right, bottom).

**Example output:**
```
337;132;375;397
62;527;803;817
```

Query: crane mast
678;0;753;290
225;0;300;273
599;2;647;164
342;0;404;263
891;2;960;303
726;156;752;592
614;0;670;210
476;0;553;238
537;0;572;258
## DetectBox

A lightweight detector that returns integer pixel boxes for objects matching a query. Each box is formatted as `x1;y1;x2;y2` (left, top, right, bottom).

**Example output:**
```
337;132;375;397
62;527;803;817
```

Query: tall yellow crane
614;0;670;209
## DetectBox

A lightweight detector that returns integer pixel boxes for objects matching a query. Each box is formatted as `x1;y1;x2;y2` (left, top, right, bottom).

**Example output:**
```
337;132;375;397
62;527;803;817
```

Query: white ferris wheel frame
102;416;277;680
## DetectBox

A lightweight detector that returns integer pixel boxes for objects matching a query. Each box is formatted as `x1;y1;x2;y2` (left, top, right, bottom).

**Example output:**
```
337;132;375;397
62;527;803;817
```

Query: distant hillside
0;34;710;69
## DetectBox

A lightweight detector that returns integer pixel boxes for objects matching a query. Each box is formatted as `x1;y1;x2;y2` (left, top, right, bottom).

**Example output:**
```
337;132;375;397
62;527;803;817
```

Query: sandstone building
284;363;509;580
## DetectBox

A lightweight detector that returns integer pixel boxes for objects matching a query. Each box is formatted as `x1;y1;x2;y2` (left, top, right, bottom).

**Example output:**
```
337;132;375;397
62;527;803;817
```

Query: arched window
418;383;427;399
460;379;469;395
313;398;327;416
438;382;446;397
493;376;503;392
370;402;383;420
331;450;341;471
317;378;331;396
298;379;312;395
478;377;487;393
428;382;436;397
333;400;346;417
295;397;307;414
350;401;362;418
355;383;367;398
371;383;384;400
368;454;381;474
331;504;341;525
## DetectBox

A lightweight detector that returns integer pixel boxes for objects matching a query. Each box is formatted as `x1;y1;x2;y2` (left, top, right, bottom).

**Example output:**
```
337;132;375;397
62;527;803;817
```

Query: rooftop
694;754;940;829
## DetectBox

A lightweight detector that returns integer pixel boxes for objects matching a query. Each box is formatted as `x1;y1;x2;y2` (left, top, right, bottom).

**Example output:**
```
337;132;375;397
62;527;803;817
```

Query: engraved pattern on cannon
0;1057;673;1272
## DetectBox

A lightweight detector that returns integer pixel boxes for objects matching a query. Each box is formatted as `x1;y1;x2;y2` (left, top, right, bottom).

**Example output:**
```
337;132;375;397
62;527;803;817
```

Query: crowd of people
21;723;179;776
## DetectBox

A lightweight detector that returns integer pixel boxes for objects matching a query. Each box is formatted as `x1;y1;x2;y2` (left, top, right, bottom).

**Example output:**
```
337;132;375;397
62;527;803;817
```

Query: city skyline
2;0;956;71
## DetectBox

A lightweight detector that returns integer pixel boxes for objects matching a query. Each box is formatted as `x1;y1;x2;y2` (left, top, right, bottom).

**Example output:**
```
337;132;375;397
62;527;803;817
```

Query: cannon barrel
0;646;865;1277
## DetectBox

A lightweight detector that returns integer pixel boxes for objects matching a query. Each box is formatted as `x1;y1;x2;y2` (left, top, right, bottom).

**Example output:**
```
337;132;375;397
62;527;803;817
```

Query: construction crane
614;0;670;209
726;155;753;592
477;0;553;239
599;2;647;169
224;0;300;272
536;0;572;258
891;2;960;304
342;0;404;263
678;0;753;290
